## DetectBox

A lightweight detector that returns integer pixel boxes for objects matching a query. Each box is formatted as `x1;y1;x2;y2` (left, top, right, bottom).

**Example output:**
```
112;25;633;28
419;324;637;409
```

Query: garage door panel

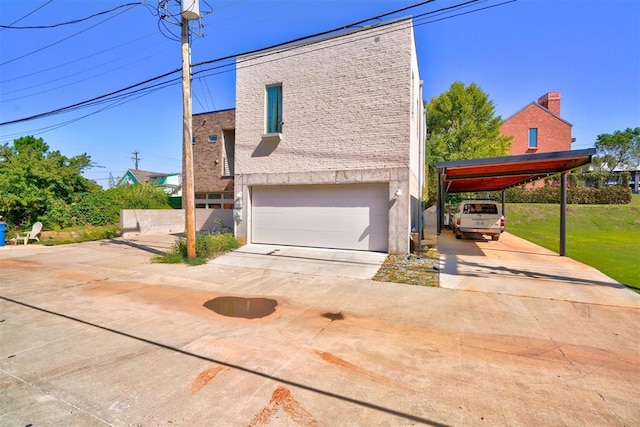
251;184;388;252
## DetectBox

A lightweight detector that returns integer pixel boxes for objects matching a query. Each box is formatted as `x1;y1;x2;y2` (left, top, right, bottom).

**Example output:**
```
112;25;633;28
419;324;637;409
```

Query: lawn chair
14;221;43;245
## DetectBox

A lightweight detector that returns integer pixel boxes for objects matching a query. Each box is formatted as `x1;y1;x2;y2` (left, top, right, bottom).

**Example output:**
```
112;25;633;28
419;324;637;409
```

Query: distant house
613;165;640;194
231;17;425;253
501;92;574;155
118;169;182;197
191;109;235;209
582;164;640;194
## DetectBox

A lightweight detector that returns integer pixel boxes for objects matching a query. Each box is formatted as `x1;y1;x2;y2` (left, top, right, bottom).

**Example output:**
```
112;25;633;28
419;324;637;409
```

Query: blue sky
1;0;638;187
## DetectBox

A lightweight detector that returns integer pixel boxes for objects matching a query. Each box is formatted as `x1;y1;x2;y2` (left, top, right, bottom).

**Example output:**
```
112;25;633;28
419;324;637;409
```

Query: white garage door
251;184;388;252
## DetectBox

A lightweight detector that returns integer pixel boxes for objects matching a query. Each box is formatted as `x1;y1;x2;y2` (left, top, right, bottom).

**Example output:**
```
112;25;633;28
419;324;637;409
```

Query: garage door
251;184;388;252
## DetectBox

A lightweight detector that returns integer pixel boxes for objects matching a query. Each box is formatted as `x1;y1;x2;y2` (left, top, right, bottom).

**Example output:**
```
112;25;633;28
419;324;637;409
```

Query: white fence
120;209;233;237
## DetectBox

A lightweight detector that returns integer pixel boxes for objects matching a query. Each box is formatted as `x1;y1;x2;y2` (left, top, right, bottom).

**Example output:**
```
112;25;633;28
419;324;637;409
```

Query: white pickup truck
450;200;504;241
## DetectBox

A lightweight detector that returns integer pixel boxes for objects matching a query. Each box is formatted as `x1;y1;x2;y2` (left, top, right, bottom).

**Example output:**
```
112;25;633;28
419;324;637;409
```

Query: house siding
234;18;421;253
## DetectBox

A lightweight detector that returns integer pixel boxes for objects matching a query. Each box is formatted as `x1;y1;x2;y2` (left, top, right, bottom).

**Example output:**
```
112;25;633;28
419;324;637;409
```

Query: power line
3;45;172;101
0;32;158;85
0;0;516;129
192;0;440;69
0;69;181;126
190;0;488;79
0;2;142;66
0;2;143;29
0;0;53;32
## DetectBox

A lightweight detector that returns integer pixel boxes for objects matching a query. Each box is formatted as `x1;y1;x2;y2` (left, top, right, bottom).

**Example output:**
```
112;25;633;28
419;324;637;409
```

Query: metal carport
436;148;596;256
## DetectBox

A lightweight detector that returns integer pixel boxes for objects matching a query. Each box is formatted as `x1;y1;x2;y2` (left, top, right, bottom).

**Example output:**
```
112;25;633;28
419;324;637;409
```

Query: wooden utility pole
182;16;196;259
131;150;141;170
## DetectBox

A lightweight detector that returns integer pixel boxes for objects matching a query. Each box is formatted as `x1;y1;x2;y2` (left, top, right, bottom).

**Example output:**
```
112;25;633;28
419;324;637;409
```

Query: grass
373;248;440;286
39;225;121;245
505;194;640;293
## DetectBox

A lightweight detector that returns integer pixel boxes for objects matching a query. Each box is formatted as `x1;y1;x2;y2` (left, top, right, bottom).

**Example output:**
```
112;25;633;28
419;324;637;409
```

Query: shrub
503;185;631;204
71;183;173;227
154;232;240;265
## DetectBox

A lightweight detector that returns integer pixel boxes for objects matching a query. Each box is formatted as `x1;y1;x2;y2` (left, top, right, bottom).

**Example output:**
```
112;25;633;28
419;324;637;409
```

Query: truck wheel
492;234;500;241
455;232;462;240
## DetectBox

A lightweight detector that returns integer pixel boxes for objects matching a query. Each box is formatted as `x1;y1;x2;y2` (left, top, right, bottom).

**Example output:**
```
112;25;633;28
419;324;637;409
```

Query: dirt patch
249;386;318;427
191;366;225;394
0;259;40;269
373;250;439;286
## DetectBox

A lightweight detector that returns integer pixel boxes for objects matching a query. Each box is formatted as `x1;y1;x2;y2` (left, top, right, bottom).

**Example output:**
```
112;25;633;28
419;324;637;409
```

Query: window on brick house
266;84;283;134
528;128;538;149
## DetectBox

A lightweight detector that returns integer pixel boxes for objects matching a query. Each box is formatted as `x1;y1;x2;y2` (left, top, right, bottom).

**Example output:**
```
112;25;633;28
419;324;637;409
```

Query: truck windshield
463;203;498;214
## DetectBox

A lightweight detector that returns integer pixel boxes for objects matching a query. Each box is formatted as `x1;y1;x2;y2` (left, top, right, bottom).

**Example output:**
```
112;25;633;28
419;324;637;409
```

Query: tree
594;127;640;172
0;136;100;228
425;82;512;204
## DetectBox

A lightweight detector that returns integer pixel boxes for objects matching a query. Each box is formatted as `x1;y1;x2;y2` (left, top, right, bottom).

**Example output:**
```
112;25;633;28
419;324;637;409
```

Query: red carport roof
436;149;596;193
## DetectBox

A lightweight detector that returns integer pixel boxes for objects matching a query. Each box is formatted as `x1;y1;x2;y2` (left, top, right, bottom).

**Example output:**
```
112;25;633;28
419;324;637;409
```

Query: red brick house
501;92;573;155
191;108;236;209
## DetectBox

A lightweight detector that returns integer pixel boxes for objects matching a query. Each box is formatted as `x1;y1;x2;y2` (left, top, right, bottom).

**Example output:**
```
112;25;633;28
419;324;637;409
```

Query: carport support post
501;189;506;220
437;169;444;235
560;172;567;256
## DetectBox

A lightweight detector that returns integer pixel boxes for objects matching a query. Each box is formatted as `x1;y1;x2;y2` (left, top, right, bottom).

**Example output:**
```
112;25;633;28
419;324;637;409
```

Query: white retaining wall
120;209;233;237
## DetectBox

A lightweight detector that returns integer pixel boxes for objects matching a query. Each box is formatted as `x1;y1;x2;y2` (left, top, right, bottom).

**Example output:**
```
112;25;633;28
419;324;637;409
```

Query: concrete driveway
438;230;640;308
1;235;639;426
210;243;387;280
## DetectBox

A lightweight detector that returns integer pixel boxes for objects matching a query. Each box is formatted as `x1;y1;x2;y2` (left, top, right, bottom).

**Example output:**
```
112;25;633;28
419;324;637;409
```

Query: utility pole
181;0;199;259
131;150;141;170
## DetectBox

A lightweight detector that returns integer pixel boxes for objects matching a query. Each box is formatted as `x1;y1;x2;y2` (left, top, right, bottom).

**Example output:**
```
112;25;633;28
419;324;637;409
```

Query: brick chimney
538;92;561;116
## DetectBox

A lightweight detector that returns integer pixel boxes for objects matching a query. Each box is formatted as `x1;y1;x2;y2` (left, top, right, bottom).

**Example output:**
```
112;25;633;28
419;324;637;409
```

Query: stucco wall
120;209;233;237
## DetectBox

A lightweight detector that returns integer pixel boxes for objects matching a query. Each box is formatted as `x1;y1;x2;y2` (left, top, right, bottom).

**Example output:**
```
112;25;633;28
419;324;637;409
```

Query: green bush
154;232;240;265
39;198;75;230
503;185;631;204
71;183;173;227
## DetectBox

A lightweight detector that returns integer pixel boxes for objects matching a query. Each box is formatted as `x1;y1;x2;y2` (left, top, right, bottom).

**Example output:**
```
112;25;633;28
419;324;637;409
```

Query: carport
436;148;595;256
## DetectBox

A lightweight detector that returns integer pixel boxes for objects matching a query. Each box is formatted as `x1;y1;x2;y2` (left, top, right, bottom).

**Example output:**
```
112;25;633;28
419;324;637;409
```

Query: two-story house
231;17;424;253
191;108;236;209
501;92;573;155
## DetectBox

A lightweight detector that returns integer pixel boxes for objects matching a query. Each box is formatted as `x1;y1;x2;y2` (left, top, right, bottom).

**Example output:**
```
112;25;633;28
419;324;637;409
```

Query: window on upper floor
266;84;283;134
528;128;538;149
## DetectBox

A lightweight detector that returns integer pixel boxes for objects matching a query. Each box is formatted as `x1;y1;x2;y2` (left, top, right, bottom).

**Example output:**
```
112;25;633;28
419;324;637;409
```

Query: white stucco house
231;17;424;254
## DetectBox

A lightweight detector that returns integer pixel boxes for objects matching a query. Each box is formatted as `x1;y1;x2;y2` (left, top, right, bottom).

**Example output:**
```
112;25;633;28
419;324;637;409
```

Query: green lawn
505;194;640;293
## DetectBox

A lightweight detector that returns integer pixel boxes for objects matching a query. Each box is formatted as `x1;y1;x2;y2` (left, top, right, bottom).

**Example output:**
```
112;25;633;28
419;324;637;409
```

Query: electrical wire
0;69;181;126
0;2;142;66
0;32;158;84
191;0;486;78
0;2;143;29
192;0;440;69
0;0;53;32
2;45;172;99
1;0;516;129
